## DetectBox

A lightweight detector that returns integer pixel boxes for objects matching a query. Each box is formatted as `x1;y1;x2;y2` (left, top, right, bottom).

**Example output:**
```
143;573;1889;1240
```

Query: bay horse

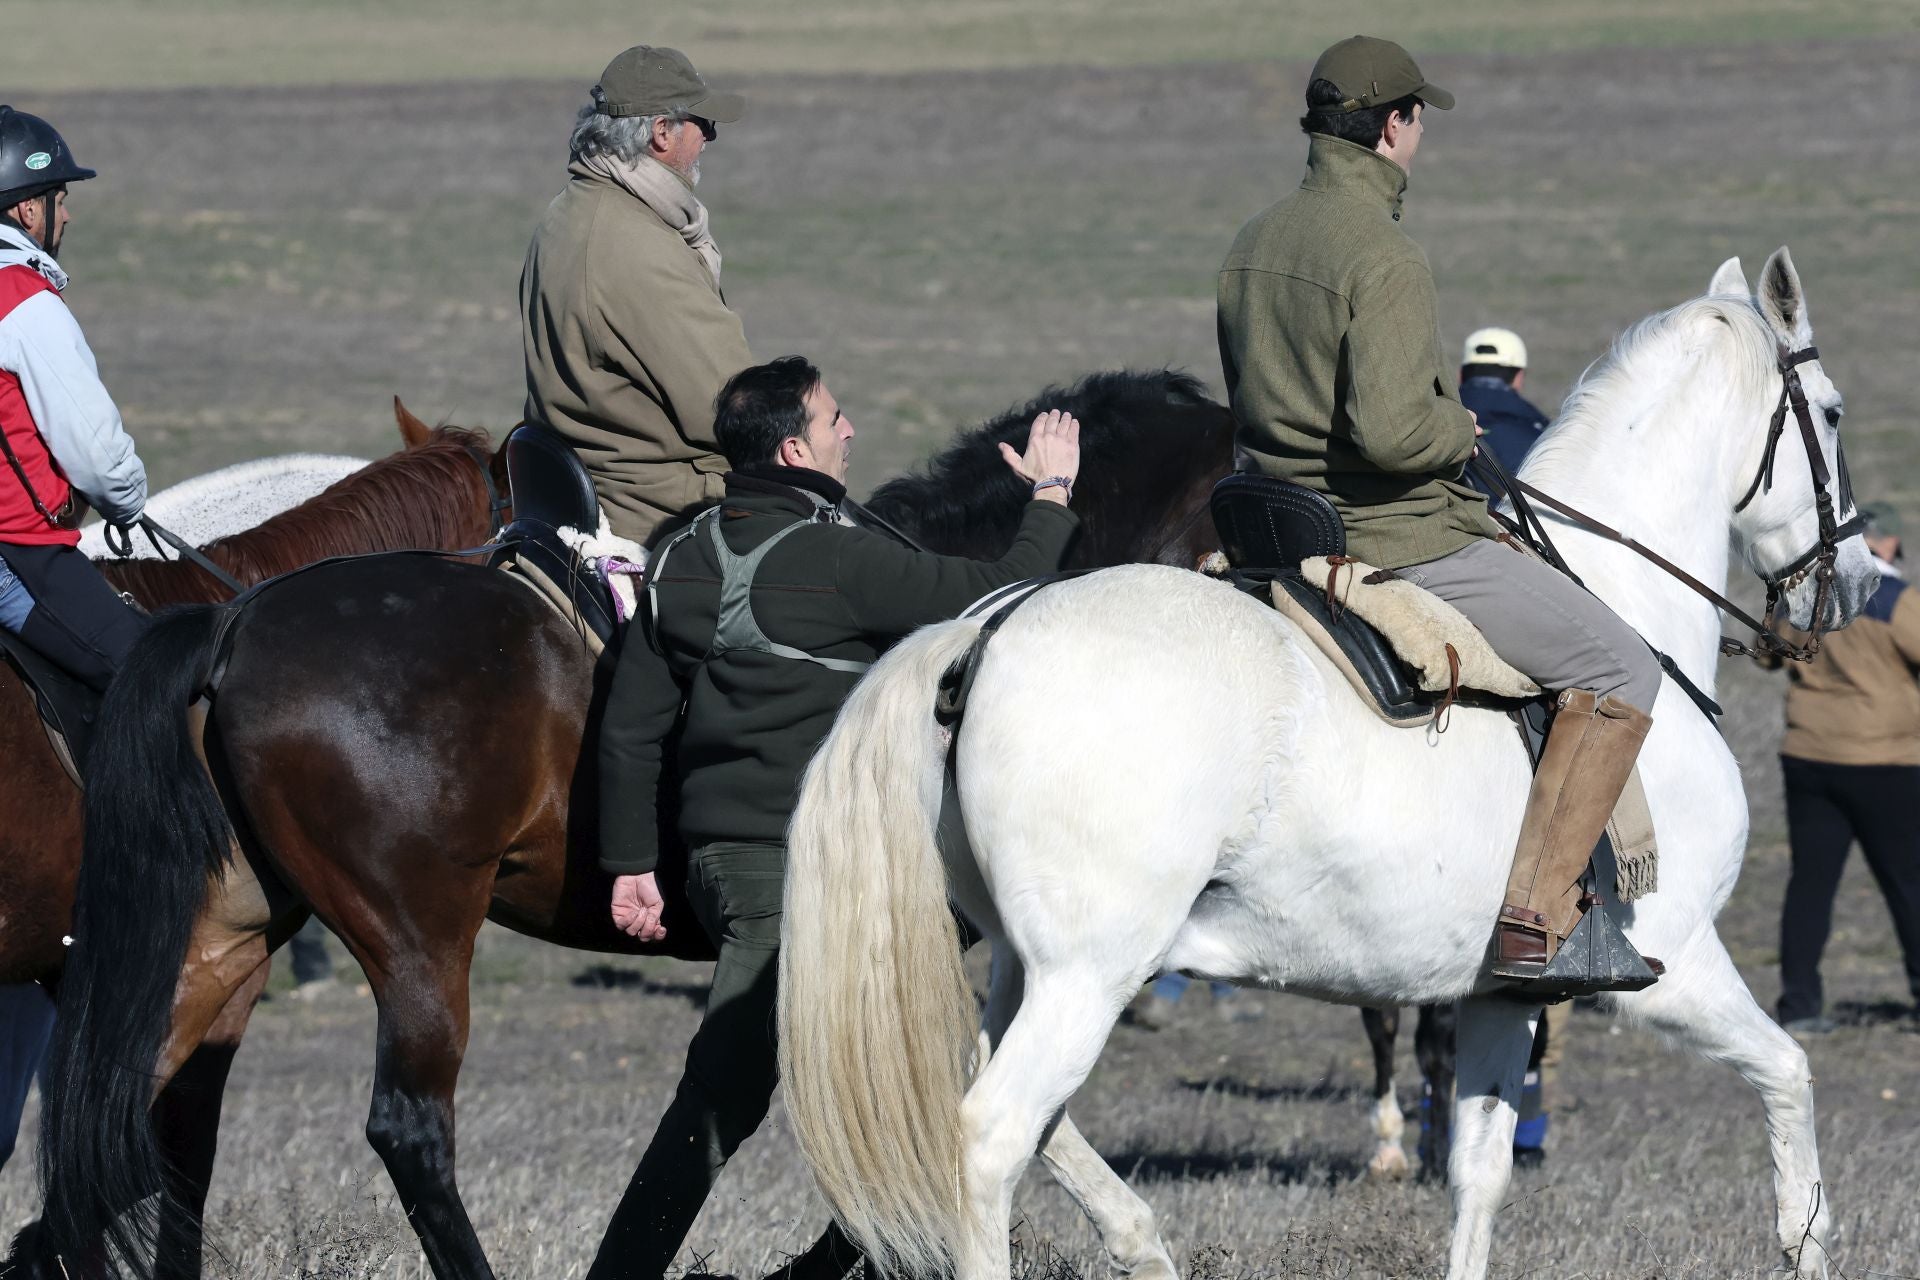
0;404;507;1276
773;251;1874;1280
31;371;1238;1280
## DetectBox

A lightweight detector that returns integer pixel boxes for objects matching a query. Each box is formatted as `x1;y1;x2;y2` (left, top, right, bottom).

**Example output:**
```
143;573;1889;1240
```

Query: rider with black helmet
0;106;148;689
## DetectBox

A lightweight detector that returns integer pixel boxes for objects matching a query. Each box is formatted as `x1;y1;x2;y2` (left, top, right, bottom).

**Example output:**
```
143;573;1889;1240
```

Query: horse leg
1359;1006;1408;1179
152;956;270;1280
1415;1001;1458;1183
1442;997;1537;1280
1608;933;1831;1277
957;964;1128;1280
970;945;1174;1280
1037;1114;1177;1280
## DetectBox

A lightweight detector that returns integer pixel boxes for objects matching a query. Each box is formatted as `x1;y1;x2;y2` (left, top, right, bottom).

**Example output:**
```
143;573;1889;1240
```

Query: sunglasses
687;115;717;142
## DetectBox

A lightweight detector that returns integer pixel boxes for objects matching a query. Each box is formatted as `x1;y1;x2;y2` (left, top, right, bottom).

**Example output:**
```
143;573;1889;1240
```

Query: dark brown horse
0;404;507;1277
32;370;1234;1280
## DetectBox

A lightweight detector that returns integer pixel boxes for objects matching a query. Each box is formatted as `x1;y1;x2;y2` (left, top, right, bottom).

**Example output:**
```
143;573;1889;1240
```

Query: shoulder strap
641;508;713;656
706;513;870;675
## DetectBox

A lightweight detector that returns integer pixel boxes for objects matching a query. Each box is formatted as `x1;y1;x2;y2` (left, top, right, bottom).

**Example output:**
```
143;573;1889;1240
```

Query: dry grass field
2;3;1919;1276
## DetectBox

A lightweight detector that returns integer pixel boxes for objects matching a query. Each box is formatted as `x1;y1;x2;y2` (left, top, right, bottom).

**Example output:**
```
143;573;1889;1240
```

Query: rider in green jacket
1218;37;1663;994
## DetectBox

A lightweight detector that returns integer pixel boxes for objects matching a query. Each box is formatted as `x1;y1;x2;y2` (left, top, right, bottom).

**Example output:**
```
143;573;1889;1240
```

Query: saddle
490;421;625;654
1209;474;1536;726
0;627;98;785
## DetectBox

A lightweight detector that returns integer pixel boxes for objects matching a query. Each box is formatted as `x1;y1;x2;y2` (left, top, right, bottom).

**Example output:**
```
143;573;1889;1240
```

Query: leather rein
1474;342;1863;666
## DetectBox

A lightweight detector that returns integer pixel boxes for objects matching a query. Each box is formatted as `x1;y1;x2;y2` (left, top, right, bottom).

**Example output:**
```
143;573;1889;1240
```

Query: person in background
287;917;338;1000
1132;972;1259;1030
1771;501;1920;1036
1456;326;1547;498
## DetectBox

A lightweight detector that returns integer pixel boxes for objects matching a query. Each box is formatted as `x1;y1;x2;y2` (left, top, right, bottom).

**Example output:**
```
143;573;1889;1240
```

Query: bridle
1726;344;1863;657
1477;341;1864;676
463;443;512;538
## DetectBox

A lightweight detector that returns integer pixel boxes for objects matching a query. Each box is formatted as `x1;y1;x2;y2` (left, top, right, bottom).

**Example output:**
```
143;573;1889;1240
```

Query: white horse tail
780;616;983;1278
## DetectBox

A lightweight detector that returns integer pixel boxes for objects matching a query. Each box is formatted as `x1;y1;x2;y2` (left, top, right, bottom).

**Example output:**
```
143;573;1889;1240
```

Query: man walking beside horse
1216;37;1661;992
589;355;1084;1279
522;45;752;546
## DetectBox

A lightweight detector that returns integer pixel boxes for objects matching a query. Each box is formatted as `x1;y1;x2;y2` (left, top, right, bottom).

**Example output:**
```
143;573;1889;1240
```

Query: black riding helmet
0;106;95;210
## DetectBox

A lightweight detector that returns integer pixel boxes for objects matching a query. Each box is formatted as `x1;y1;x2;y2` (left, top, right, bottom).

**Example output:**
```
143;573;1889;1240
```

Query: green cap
595;46;745;123
1861;501;1903;540
1309;35;1454;113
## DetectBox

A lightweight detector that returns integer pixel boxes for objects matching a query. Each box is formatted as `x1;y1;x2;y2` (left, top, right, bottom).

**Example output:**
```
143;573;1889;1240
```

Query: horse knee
365;1090;455;1183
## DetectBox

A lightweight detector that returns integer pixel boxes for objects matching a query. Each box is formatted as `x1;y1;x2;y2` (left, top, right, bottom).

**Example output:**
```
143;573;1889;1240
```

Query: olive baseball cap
595;45;745;123
1309;35;1454;113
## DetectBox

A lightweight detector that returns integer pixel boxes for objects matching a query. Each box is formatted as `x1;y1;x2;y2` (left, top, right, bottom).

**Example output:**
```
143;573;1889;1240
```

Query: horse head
1720;247;1877;634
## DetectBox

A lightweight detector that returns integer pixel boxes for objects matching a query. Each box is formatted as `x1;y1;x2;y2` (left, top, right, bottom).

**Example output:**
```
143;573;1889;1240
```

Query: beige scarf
576;152;723;286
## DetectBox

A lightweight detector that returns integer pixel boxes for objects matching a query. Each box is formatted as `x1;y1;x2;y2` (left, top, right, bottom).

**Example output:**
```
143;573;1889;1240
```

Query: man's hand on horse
999;409;1082;503
611;872;667;942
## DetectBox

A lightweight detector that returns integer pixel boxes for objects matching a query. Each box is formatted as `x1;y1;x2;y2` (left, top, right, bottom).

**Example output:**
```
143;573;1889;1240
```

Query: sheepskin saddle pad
1270;554;1540;727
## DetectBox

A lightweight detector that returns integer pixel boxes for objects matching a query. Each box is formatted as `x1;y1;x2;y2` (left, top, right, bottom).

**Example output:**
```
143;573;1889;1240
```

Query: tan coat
520;164;752;545
1781;567;1920;766
1217;136;1498;570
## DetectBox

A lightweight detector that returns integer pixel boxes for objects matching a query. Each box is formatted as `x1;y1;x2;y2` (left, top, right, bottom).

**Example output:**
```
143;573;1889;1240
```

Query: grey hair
569;86;687;165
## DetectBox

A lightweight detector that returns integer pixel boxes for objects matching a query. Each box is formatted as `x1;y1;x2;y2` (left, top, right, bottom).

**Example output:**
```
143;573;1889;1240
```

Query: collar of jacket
724;465;848;520
0;222;67;290
1299;134;1409;221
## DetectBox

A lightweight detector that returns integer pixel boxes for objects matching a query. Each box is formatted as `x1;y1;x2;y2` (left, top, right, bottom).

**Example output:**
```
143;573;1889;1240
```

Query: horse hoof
1367;1145;1410;1180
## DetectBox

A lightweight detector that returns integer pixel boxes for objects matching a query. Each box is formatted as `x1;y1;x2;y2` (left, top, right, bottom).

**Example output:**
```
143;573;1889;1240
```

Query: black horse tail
38;604;236;1275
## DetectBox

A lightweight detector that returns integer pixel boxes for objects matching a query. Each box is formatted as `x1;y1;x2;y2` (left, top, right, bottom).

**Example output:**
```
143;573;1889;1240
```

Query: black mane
864;368;1234;567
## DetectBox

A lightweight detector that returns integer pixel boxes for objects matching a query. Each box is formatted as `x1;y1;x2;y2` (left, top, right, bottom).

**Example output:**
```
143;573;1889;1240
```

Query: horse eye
1824;406;1842;429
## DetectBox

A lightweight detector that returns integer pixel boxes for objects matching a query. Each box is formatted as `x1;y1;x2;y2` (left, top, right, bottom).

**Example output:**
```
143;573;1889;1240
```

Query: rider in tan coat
521;46;752;545
1218;37;1662;993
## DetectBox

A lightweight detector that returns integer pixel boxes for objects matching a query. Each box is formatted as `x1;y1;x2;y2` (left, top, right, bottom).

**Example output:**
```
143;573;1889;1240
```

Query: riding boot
1491;688;1659;988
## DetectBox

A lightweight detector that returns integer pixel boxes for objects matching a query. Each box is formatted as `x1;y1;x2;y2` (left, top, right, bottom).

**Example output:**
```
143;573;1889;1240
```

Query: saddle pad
1299;556;1540;699
0;627;95;784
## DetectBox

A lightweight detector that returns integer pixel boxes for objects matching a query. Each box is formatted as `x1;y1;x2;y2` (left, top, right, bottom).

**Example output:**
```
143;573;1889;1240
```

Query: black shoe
1512;1146;1546;1170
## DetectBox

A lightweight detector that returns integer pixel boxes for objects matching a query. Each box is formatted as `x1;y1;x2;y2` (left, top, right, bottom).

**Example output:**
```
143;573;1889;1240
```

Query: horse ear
1758;247;1811;343
394;397;433;449
1707;256;1748;299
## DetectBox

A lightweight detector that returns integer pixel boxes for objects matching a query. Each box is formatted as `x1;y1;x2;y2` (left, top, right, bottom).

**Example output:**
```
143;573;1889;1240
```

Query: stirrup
1491;907;1662;1002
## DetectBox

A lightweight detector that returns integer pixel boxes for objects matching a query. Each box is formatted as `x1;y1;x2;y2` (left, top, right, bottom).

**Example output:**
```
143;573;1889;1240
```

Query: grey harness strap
644;506;871;676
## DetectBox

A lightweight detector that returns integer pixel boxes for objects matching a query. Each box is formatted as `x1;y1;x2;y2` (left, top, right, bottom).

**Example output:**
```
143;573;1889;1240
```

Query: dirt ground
2;26;1919;1280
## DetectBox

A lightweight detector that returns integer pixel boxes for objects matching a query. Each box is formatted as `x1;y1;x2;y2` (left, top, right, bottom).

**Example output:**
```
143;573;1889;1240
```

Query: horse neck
199;435;493;585
1516;358;1763;696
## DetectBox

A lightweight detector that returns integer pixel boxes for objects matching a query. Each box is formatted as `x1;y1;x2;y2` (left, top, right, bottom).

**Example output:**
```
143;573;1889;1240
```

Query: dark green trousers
587;841;787;1280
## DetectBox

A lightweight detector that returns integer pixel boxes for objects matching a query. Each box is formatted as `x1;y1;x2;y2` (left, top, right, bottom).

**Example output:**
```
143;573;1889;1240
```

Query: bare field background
2;4;1919;1277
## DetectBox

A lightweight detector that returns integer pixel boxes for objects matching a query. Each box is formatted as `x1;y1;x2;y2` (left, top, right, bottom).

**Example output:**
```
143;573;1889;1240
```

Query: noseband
1727;344;1864;660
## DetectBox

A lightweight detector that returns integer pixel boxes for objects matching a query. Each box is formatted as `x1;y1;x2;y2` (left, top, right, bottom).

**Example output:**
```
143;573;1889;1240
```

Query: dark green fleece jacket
598;467;1080;873
1217;135;1500;570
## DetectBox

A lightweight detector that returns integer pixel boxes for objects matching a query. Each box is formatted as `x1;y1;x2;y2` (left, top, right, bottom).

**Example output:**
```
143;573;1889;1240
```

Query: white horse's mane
1525;293;1777;488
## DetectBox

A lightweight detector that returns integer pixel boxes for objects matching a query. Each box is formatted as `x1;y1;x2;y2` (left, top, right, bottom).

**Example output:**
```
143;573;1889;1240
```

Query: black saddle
493;421;619;649
1209;474;1427;724
0;626;100;776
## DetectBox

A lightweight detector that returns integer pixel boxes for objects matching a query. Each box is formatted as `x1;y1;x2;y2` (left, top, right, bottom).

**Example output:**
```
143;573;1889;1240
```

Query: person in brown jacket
1773;501;1920;1034
521;45;752;545
1216;36;1661;994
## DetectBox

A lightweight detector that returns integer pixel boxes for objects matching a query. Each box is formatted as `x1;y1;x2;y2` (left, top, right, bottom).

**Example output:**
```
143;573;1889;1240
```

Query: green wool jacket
1217;135;1499;570
598;467;1081;874
520;163;752;546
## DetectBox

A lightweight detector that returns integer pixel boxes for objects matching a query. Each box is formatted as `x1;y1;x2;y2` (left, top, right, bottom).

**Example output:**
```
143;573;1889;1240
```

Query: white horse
75;452;367;558
777;248;1876;1280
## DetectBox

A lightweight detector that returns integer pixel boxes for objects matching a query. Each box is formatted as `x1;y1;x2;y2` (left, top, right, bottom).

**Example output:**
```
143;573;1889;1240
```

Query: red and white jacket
0;223;145;545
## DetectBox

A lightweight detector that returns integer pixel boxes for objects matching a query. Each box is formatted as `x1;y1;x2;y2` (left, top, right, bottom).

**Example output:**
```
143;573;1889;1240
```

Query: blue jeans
0;983;55;1169
1152;972;1235;1002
